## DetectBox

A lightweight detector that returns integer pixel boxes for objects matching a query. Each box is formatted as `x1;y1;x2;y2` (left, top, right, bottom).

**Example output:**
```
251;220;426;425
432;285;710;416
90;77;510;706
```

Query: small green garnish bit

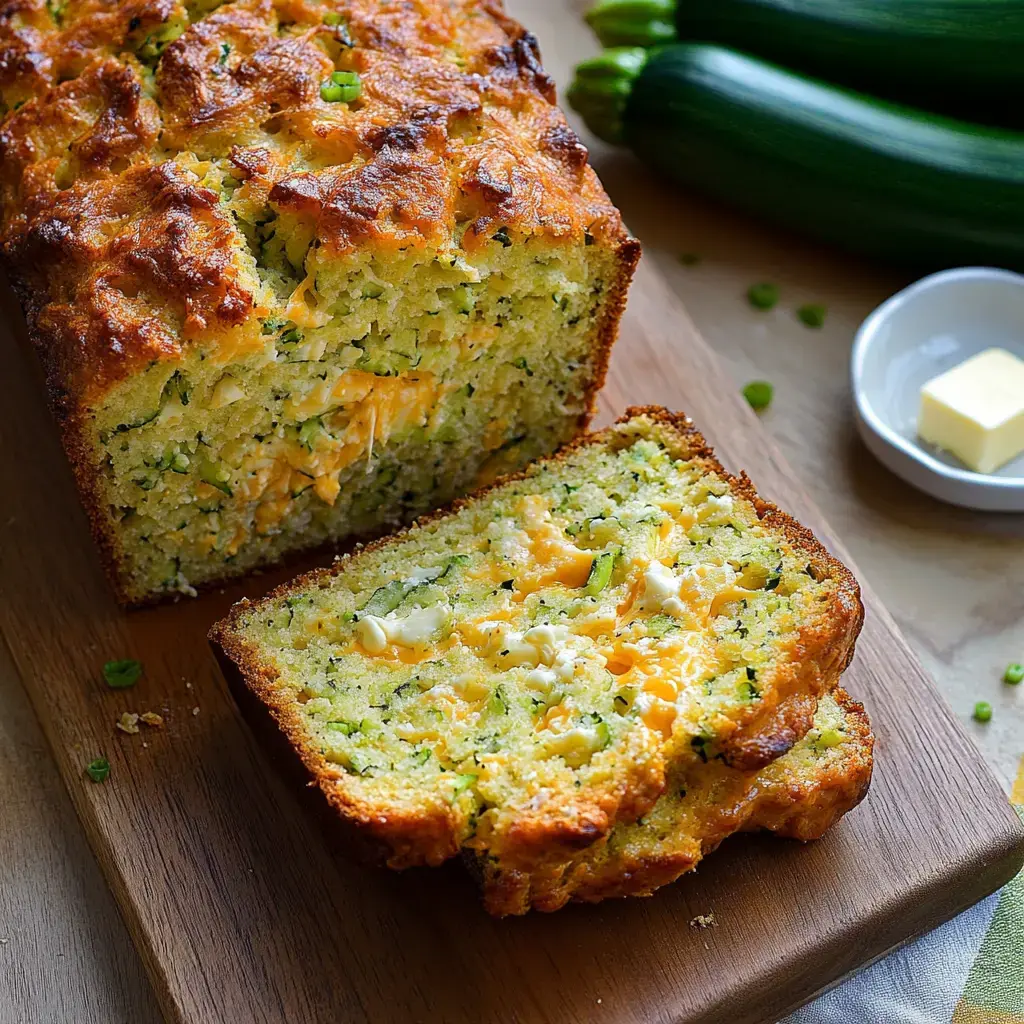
1003;663;1023;685
747;282;779;310
742;381;774;411
103;659;142;689
973;701;993;723
583;550;617;597
86;758;110;783
679;252;702;267
320;70;361;103
797;303;827;328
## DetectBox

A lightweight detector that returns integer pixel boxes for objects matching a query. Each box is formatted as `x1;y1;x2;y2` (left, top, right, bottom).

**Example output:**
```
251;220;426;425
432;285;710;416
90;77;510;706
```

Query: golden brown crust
477;688;874;915
0;0;633;404
0;0;638;603
211;406;864;873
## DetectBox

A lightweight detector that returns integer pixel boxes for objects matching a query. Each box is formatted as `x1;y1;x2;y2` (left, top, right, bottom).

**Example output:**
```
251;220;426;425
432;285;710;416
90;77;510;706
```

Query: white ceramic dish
852;267;1024;512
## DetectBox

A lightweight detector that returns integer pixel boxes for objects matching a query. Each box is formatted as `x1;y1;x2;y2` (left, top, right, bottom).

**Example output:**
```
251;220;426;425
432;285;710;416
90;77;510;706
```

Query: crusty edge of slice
474;686;874;916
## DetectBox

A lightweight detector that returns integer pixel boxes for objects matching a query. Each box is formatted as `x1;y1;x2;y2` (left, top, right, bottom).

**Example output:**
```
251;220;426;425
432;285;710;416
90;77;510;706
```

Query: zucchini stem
567;47;649;146
585;0;677;47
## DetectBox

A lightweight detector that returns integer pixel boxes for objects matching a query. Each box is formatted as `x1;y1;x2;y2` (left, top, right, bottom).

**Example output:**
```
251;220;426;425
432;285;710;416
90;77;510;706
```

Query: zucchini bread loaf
211;408;863;876
0;0;638;603
475;687;873;915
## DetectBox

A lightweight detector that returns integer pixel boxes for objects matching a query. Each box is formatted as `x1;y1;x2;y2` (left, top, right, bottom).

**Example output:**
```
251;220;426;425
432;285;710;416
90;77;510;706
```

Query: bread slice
210;407;863;871
0;0;637;603
476;687;873;916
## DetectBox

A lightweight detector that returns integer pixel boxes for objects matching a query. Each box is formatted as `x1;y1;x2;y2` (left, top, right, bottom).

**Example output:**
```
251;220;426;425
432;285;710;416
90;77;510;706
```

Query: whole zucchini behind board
584;0;1024;125
568;44;1024;270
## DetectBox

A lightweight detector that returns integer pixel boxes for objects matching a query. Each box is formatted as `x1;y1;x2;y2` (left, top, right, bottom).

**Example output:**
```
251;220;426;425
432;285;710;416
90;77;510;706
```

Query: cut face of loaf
0;0;638;603
475;687;874;916
211;408;863;872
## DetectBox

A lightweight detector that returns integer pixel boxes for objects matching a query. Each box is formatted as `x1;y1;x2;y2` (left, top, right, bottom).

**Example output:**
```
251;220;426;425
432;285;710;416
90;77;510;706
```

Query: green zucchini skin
588;0;1024;123
617;45;1024;269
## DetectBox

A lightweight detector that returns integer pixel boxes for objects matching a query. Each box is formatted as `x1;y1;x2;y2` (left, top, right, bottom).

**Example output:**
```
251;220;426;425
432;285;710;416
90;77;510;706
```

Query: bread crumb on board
115;712;140;735
689;912;717;929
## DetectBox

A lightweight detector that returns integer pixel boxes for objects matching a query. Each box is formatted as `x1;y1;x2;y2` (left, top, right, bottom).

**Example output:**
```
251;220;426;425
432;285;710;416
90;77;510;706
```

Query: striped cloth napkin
785;758;1024;1024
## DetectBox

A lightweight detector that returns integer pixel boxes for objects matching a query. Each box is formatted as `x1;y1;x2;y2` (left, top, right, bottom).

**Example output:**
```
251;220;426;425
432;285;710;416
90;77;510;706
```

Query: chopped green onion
746;282;779;310
797;303;827;328
323;11;343;25
1003;662;1024;685
103;659;142;689
742;381;773;411
320;70;361;103
86;758;110;783
973;701;993;723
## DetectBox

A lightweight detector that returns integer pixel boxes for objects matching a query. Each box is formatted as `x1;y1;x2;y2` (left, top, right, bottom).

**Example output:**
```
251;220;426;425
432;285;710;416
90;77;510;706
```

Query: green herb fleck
86;758;110;783
742;381;773;411
492;227;512;247
796;303;827;328
217;42;231;66
103;659;142;689
747;282;779;311
973;701;993;723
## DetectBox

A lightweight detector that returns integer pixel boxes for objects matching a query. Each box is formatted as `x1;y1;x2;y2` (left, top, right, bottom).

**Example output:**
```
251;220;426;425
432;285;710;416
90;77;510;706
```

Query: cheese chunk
918;348;1024;474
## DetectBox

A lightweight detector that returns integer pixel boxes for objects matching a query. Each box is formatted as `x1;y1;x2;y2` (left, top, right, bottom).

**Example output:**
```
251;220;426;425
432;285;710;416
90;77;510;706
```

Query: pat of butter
917;348;1024;474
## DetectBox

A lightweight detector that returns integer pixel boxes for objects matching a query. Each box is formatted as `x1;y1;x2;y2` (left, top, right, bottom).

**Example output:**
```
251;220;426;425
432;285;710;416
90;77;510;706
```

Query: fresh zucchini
568;44;1024;270
585;0;1024;124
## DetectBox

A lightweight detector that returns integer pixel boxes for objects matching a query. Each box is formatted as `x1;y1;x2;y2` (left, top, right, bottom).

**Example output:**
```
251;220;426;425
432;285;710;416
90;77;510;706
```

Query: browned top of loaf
0;0;629;407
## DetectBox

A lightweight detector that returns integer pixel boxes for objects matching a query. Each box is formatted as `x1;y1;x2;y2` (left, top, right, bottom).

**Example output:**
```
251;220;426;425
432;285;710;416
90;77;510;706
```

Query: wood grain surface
1;243;1022;1024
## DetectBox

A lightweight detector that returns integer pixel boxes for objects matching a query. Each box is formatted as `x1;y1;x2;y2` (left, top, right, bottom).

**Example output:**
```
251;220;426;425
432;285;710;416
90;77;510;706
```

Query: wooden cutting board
1;245;1022;1024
